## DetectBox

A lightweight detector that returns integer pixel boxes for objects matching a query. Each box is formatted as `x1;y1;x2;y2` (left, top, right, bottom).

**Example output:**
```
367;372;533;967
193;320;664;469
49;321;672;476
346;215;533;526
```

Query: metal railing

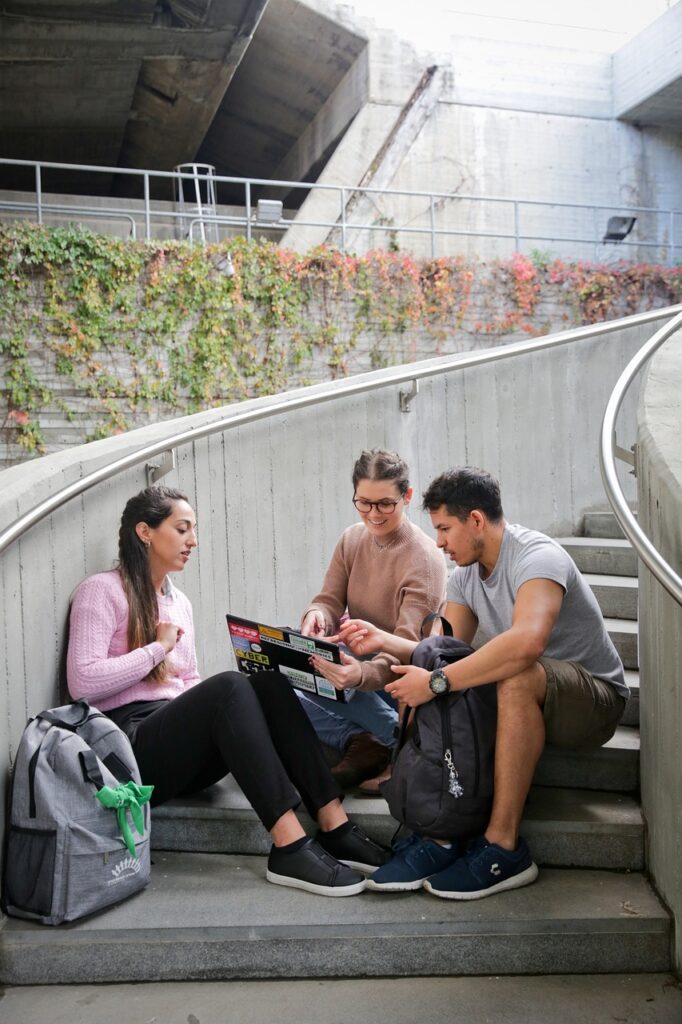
1;157;680;262
2;304;681;558
600;309;682;606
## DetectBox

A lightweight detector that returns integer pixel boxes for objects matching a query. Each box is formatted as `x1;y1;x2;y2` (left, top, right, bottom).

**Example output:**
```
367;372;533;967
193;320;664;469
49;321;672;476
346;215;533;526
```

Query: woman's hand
156;620;184;654
300;610;326;637
309;650;362;690
331;618;387;657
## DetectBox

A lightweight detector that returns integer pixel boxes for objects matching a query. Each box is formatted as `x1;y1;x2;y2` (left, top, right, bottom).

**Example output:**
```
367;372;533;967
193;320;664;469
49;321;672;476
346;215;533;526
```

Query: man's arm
443;601;478;645
386;578;565;706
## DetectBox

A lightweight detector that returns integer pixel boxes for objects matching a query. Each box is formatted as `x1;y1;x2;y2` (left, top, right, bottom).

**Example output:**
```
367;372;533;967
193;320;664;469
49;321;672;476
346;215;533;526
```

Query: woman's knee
197;671;260;710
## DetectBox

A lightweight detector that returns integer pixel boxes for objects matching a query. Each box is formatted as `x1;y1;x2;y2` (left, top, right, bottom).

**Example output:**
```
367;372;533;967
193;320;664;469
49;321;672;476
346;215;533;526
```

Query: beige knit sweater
301;519;447;691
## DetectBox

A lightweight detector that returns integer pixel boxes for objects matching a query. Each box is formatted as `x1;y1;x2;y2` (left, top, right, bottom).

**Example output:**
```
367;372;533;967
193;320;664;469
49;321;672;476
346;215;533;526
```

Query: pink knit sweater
301;519;447;691
67;569;201;712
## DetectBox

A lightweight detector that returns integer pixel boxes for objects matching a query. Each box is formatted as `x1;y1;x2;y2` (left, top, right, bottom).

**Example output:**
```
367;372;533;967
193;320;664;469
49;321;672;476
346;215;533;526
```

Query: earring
144;540;150;550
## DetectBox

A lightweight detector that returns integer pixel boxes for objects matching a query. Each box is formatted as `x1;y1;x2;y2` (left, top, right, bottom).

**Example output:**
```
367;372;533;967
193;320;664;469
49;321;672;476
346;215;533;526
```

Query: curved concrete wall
637;328;682;974
0;312;665;852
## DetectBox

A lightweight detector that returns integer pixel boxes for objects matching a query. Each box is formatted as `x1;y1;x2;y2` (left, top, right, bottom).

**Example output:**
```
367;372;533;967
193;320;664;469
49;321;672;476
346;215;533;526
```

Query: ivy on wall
1;223;681;458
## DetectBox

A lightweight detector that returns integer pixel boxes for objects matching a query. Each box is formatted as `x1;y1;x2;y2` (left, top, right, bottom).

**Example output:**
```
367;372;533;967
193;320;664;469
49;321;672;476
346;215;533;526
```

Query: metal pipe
2;304;680;557
599;310;682;606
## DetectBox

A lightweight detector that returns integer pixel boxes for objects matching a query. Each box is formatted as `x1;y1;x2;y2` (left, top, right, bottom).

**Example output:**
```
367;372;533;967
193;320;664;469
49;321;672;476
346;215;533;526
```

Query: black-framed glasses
353;495;402;514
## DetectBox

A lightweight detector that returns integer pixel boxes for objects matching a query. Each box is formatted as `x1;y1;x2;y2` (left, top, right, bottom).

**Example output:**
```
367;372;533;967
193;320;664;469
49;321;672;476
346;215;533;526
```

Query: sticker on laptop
280;665;317;693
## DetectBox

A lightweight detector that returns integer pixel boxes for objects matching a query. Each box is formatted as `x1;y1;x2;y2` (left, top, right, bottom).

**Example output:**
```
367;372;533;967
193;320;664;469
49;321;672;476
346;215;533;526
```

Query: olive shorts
539;656;627;750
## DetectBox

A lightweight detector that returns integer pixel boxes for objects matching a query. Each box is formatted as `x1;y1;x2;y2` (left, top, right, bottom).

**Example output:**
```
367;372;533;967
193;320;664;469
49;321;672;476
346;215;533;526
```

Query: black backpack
380;624;497;840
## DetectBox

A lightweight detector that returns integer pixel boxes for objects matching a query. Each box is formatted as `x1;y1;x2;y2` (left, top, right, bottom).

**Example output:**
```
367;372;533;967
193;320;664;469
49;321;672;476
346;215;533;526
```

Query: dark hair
422;467;504;522
352;448;410;496
118;485;189;683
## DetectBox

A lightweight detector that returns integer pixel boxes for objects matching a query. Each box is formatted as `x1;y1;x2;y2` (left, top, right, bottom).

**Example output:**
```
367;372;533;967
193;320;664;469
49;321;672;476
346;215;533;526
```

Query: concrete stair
1;508;668;986
0;856;669;985
149;775;643;869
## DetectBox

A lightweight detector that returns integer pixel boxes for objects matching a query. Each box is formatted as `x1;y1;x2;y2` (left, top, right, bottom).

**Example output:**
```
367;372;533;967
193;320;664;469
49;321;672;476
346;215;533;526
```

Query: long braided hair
117;486;188;683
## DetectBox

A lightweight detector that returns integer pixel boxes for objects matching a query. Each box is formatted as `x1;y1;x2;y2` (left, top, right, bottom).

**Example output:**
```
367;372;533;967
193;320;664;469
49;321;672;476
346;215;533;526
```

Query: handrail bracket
614;439;638;476
146;449;176;486
399;379;419;413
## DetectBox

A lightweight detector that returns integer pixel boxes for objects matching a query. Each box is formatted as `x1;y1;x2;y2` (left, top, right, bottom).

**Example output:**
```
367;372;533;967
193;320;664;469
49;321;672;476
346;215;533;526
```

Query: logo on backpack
108;855;141;887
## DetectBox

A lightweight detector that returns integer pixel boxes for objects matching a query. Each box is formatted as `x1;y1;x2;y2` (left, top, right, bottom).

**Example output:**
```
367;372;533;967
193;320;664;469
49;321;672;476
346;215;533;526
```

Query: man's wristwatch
428;668;450;696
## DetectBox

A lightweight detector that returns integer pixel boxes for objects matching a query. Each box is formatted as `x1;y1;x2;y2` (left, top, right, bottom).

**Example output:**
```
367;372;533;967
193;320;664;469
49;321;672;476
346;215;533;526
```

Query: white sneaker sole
365;876;426;892
423;862;539;900
266;869;366;897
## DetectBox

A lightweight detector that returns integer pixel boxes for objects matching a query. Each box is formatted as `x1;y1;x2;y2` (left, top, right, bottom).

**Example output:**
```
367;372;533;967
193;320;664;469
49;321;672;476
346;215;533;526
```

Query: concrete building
1;1;682;258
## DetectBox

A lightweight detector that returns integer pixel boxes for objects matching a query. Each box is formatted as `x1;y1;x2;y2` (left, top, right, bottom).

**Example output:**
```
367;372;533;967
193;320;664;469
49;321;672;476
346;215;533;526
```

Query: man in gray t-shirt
337;466;627;902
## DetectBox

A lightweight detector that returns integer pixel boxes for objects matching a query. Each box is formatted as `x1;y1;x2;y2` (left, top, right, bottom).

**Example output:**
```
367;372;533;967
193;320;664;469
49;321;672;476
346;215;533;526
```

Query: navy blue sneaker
423;835;538;900
365;833;459;892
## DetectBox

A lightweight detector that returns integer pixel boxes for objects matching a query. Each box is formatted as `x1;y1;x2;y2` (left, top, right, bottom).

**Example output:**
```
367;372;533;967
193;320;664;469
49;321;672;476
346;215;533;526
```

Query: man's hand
310;650;362;690
331;618;387;657
385;664;434;707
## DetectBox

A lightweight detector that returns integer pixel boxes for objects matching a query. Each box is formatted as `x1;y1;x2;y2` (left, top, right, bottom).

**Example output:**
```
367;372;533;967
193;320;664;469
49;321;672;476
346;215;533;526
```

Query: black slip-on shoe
266;838;366;897
316;824;390;875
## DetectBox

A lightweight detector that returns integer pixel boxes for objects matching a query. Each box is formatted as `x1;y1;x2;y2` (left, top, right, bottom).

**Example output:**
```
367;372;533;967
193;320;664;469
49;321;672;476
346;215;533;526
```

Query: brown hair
118;485;189;682
351;448;410;496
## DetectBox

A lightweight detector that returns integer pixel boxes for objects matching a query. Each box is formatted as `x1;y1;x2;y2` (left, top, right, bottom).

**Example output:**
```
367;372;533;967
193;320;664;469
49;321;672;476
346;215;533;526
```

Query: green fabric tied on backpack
95;781;154;858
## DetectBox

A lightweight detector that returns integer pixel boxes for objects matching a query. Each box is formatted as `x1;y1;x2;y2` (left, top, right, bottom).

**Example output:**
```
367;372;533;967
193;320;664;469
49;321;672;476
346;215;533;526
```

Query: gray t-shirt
447;523;628;697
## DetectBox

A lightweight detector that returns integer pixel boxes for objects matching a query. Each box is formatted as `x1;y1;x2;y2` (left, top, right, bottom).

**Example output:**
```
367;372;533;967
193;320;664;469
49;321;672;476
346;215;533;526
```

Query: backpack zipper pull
444;749;464;797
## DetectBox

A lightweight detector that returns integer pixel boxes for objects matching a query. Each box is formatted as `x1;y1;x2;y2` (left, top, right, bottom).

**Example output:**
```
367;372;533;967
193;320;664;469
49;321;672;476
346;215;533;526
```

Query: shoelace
391;833;421;855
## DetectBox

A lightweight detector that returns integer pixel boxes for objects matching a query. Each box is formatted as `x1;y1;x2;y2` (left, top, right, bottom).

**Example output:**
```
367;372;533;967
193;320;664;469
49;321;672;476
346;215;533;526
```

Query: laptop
226;613;347;703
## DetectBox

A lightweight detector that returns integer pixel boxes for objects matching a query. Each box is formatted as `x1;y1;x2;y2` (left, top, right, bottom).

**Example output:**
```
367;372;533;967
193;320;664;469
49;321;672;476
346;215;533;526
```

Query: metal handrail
600;310;682;606
2;304;680;557
1;156;680;260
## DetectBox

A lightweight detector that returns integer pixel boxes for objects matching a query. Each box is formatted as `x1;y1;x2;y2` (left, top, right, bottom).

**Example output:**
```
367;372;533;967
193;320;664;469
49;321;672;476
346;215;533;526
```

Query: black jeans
107;671;340;832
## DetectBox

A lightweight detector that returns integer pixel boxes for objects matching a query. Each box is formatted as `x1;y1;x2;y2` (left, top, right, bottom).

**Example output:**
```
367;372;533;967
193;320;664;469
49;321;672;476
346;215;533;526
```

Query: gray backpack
2;699;152;925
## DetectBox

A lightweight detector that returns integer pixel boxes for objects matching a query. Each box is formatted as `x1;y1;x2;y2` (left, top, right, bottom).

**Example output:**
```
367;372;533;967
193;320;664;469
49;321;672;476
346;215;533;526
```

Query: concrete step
557;537;638;577
151;778;643;870
605;616;639;669
4;973;682;1024
0;858;669;985
3;966;679;1024
583;510;637;540
584;572;638;619
534;726;639;792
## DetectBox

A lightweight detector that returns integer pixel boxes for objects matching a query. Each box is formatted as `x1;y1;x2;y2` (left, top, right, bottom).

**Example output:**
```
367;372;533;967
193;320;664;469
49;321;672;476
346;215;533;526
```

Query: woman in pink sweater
298;449;448;789
67;485;387;897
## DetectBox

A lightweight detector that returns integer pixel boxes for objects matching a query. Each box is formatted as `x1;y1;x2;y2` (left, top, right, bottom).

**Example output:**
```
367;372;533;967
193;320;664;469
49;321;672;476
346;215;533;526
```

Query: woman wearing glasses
299;449;447;790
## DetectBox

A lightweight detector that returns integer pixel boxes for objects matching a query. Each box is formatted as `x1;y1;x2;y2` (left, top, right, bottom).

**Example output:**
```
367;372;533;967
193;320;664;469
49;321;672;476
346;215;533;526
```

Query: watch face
430;670;448;695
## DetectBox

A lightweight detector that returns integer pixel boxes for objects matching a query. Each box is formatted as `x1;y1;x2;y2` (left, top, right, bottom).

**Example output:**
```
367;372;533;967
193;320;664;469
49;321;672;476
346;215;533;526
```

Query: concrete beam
0;0;269;177
269;46;369;191
120;2;269;172
614;3;682;129
197;0;366;180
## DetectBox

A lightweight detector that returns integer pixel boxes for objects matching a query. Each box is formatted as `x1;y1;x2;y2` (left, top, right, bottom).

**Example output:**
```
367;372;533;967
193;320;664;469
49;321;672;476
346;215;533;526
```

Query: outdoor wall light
603;216;637;242
256;199;283;223
215;252;235;277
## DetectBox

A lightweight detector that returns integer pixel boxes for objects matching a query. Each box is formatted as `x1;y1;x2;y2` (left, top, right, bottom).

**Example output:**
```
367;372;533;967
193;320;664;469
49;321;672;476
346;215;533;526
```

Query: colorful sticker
260;626;284;641
290;634;316;655
280;665;317;693
240;650;271;666
315;677;339;701
228;621;259;642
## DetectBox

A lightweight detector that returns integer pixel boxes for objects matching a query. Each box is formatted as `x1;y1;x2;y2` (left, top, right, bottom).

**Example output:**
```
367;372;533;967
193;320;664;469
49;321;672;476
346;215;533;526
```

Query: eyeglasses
352;495;402;514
